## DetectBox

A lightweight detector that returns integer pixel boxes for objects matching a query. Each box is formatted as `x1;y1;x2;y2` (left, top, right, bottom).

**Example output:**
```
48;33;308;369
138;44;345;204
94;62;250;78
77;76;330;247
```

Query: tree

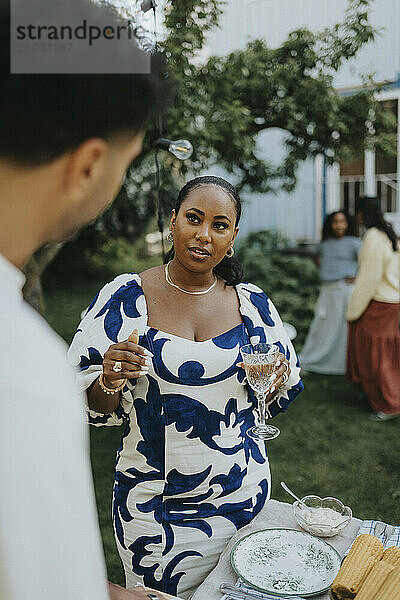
162;0;395;192
25;0;396;311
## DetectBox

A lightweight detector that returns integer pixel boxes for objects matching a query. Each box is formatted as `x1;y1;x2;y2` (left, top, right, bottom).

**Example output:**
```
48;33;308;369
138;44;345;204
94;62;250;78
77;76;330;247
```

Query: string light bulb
155;138;193;160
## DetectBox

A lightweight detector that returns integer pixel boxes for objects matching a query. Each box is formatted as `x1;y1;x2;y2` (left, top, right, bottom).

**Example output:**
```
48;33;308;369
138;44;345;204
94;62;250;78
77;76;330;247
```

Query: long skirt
347;300;400;414
299;280;354;375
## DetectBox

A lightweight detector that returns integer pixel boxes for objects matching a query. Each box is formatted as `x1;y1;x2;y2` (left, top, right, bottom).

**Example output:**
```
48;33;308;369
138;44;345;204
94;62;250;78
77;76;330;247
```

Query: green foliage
163;0;222;65
237;231;320;347
317;0;375;70
147;0;395;196
190;0;394;193
52;0;397;260
44;237;161;296
120;0;394;219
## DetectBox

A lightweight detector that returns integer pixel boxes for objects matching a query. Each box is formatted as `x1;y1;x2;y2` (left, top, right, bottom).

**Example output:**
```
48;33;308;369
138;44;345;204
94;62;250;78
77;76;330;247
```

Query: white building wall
238;128;315;240
202;0;400;241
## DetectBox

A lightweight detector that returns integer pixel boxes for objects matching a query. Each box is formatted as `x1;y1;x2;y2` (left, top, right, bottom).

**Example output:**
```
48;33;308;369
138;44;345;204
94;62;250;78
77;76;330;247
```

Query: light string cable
148;1;167;260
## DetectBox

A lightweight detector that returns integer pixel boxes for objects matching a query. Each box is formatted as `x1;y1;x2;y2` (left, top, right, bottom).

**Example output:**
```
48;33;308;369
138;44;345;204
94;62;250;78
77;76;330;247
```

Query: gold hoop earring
167;232;173;243
226;247;234;258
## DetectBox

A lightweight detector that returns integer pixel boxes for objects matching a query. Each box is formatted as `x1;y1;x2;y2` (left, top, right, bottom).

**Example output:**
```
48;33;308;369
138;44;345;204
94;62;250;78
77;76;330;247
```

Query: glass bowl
293;495;352;537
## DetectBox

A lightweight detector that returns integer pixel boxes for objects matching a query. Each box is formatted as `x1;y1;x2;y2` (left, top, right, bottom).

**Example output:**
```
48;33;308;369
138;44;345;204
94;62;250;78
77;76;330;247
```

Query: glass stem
257;392;267;428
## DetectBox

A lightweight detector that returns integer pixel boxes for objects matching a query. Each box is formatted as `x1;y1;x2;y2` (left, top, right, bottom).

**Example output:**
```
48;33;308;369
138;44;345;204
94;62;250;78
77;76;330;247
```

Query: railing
340;173;398;214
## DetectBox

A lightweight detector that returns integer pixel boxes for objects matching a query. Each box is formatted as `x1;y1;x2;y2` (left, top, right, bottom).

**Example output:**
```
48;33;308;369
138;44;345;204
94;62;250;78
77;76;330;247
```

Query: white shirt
0;252;109;600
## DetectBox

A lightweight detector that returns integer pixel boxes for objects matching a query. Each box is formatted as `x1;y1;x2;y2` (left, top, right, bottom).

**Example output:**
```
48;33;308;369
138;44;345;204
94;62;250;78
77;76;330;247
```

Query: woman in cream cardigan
347;197;400;420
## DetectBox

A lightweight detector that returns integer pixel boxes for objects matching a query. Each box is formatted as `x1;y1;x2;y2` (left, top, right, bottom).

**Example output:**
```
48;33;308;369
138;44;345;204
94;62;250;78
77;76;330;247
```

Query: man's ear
62;138;109;200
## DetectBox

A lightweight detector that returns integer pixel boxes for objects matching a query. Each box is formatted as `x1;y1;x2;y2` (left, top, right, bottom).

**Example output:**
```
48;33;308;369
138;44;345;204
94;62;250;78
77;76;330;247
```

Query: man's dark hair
0;1;168;166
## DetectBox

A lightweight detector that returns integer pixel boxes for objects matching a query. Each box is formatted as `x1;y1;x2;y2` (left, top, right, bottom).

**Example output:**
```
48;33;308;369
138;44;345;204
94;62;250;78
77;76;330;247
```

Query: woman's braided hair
164;176;244;286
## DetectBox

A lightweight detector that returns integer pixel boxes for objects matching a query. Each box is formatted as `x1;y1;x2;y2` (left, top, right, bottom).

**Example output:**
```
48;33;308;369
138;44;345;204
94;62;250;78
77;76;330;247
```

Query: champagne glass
240;343;280;441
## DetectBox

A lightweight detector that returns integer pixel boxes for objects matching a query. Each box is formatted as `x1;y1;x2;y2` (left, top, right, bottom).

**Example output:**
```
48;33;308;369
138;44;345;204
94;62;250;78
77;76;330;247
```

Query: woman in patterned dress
68;176;303;599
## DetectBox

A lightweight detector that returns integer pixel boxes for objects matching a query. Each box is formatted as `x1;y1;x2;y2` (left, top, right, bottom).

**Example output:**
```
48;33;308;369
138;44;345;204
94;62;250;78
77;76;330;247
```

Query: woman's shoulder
236;282;284;329
363;227;389;245
236;281;272;306
85;273;144;315
99;272;143;295
360;228;393;261
364;226;383;237
236;281;266;296
79;272;148;341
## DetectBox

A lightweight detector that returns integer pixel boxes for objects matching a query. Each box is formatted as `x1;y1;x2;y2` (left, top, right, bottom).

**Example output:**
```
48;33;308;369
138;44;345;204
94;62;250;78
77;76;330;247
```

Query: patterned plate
230;528;341;597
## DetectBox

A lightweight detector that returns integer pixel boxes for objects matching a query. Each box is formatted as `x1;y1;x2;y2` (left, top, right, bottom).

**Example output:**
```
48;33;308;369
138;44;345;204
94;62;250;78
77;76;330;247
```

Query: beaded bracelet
99;373;127;395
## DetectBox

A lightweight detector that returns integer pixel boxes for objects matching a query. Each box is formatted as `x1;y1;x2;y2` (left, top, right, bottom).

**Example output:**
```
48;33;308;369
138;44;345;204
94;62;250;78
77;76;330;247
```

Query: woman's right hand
102;329;153;388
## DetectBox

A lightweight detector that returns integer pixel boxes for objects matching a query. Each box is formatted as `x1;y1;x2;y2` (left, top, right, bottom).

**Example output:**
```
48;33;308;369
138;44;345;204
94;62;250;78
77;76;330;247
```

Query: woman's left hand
237;351;291;397
266;352;291;398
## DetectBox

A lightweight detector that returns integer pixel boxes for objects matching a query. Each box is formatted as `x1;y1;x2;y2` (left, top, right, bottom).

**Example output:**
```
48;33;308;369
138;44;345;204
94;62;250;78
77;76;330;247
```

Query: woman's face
170;184;239;272
331;212;348;238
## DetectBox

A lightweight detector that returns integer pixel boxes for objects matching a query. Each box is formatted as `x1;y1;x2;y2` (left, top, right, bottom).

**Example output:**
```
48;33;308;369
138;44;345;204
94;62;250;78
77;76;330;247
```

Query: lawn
44;273;400;585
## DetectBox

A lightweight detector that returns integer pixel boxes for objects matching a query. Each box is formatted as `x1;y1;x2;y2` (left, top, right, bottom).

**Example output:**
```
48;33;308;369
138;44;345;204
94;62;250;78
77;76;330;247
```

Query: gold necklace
165;262;217;295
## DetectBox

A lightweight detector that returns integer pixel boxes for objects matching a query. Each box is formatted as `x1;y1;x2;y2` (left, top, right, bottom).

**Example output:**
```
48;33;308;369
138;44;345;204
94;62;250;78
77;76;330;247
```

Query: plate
230;528;341;597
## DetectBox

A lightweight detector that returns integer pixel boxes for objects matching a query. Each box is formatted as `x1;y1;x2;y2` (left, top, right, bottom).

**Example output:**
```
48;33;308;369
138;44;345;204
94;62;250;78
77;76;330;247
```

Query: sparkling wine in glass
240;343;280;441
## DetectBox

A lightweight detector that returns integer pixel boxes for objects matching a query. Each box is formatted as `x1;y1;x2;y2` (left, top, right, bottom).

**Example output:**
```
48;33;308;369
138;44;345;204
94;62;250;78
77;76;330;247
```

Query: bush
44;237;161;287
236;230;320;348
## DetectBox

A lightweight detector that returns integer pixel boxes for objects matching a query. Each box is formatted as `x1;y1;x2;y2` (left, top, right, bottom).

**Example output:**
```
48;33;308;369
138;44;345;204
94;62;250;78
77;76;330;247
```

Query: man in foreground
0;1;168;598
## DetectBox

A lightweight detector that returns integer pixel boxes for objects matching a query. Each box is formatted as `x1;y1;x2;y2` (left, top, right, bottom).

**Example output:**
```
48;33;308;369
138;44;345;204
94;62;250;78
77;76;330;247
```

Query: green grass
43;273;400;585
45;279;105;343
269;374;400;524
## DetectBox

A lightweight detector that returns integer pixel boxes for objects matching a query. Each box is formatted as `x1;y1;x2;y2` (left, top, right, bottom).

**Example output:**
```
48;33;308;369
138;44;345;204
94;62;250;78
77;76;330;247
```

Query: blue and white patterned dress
68;274;303;598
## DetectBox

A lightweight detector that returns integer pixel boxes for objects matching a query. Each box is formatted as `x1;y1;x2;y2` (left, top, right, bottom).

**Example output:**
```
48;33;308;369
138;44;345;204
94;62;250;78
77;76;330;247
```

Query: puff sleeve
67;273;147;426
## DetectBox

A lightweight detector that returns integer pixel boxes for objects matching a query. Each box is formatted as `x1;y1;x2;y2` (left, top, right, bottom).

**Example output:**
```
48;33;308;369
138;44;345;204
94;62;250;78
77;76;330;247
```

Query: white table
191;499;362;600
